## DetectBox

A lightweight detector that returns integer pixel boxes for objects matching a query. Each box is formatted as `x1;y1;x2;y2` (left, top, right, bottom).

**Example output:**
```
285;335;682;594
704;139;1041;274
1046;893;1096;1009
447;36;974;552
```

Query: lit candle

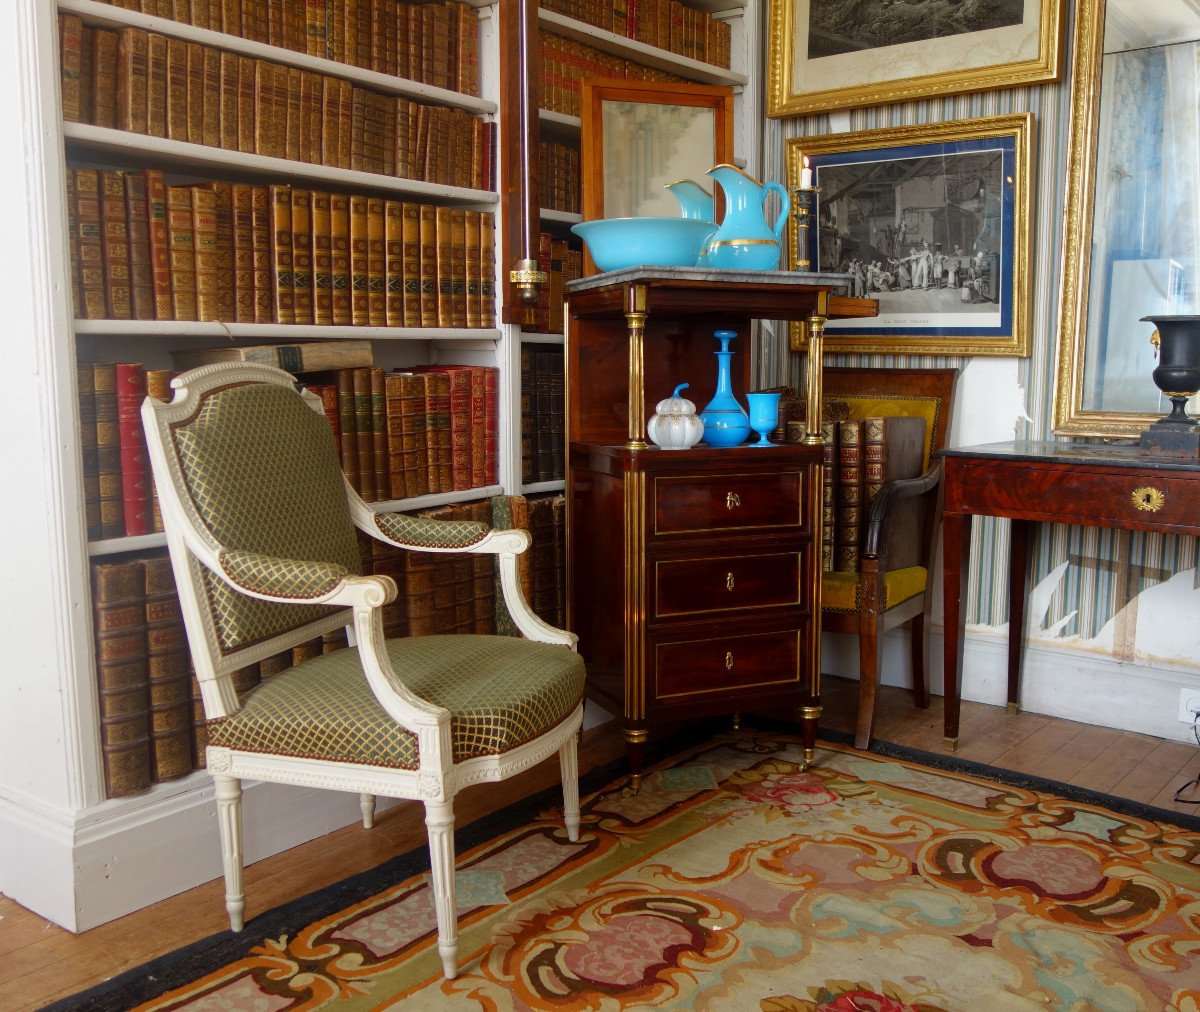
801;156;813;190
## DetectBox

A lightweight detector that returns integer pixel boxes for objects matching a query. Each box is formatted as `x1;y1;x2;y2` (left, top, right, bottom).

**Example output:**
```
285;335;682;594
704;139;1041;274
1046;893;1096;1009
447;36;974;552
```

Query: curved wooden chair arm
862;460;943;560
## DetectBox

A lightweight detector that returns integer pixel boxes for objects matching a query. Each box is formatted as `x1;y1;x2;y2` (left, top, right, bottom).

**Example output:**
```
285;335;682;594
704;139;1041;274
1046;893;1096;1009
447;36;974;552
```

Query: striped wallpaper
754;3;1199;639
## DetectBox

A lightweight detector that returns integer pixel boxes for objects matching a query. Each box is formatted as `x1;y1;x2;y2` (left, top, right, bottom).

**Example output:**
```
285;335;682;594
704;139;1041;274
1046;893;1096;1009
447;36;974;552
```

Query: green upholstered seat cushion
207;635;585;769
823;566;927;613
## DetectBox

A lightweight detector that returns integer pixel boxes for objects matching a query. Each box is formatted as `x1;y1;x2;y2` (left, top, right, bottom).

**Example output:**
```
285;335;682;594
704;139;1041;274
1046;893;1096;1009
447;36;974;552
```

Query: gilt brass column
801;310;827;765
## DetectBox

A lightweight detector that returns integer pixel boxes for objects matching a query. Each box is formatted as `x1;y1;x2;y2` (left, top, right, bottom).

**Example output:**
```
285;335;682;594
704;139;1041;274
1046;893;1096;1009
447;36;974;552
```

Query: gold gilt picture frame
768;1;1064;117
786;115;1033;357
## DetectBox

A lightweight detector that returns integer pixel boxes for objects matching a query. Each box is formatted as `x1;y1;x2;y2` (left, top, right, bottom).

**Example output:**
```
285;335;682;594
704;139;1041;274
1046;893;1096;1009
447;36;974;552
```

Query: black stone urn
1139;314;1200;457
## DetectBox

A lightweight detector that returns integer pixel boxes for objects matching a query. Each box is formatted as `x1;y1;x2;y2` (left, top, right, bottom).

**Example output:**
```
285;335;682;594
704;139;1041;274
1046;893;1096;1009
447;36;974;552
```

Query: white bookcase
0;0;758;932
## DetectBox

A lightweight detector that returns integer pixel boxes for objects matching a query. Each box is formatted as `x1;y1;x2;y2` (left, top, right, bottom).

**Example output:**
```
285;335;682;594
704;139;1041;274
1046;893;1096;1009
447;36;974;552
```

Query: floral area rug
61;733;1200;1011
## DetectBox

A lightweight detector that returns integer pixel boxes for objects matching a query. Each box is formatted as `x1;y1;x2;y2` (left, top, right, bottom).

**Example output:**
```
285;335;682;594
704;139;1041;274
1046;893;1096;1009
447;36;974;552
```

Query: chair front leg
213;774;245;931
424;799;459;979
559;737;580;842
360;793;376;829
857;558;884;751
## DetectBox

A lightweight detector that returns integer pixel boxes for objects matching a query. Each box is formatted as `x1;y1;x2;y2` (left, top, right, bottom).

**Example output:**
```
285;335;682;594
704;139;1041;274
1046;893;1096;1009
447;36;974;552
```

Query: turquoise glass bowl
571;217;717;273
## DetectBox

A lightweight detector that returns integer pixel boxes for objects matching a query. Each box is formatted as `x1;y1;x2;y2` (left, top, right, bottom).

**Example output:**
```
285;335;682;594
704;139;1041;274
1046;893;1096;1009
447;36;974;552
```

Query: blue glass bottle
700;330;750;447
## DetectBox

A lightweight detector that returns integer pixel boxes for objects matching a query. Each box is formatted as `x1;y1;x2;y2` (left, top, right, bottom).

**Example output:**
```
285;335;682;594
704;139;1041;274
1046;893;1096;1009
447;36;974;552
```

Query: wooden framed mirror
1053;0;1200;437
580;79;734;227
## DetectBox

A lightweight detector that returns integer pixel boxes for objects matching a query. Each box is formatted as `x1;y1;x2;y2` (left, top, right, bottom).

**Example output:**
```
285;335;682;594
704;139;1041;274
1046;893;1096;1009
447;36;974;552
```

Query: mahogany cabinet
563;268;878;786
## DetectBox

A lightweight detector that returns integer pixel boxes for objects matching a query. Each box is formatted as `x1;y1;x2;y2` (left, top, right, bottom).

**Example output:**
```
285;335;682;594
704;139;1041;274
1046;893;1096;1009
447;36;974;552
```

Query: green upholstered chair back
169;379;362;655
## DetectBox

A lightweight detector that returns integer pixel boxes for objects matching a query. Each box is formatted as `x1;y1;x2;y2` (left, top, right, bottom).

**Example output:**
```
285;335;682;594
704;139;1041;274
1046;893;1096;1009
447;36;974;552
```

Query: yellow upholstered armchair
141;362;585;979
821;367;958;749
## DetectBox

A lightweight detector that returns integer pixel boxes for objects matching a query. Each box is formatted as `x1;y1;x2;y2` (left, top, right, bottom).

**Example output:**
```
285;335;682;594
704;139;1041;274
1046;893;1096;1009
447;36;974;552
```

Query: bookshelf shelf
540;208;582;225
73;320;503;342
63;124;499;205
58;0;498;114
521;479;565;495
538;9;748;87
520;332;565;345
539;110;581;136
88;532;168;557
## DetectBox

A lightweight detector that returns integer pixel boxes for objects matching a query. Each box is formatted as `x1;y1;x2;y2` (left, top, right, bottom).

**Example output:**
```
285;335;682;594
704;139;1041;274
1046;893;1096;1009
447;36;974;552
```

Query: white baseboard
823;626;1200;744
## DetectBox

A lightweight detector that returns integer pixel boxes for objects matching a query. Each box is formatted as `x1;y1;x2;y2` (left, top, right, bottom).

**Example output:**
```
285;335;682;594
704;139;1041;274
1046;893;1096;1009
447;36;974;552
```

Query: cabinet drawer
653;470;805;535
654;552;801;618
654;628;800;700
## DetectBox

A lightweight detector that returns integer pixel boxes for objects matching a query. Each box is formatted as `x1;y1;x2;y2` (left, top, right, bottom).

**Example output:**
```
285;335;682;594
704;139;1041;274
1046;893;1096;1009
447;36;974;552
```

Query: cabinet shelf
521;479;565;494
538;10;747;87
520;331;564;345
59;0;497;114
540;208;582;225
63;123;499;204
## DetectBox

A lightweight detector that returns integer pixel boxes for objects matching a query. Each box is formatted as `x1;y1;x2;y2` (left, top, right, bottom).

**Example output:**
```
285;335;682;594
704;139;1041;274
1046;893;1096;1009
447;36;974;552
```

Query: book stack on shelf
80;0;482;95
91;492;566;798
782;405;926;573
528;232;582;333
540;0;731;68
59;16;491;186
539;33;694;117
539;138;580;215
520;346;565;485
65;168;496;328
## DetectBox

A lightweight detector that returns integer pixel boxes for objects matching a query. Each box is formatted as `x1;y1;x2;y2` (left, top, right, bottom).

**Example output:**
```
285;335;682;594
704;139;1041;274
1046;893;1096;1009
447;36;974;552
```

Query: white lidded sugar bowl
647;383;705;450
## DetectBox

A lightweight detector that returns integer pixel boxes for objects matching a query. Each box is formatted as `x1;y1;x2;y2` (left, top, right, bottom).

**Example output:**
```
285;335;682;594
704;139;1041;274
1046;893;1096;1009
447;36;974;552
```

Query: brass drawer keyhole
726;571;735;591
725;651;734;670
1131;486;1165;512
726;491;741;510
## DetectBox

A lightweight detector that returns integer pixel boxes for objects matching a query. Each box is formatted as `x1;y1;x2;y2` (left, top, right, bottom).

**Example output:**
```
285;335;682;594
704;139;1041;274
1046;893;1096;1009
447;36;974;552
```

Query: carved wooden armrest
862;461;943;561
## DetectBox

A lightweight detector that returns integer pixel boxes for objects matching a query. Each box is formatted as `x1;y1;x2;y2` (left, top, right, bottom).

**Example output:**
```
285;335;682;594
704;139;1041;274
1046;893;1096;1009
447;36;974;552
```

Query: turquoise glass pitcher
665;179;716;223
703;164;790;270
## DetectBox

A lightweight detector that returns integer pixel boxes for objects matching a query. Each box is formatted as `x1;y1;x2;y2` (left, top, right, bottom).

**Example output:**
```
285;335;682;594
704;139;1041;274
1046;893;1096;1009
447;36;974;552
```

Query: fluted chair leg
424;799;458;979
213;774;245;931
559;738;580;842
360;793;376;828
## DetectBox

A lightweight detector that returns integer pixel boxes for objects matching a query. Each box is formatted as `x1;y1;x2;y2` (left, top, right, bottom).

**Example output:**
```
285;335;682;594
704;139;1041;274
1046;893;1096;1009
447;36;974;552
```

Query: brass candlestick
791;186;819;272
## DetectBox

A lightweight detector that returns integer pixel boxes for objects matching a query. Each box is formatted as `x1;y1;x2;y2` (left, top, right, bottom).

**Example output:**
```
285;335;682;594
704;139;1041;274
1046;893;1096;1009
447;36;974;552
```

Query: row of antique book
77;352;512;541
539;30;693;119
66;167;497;328
91;493;567;799
525;232;584;334
541;0;732;69
86;0;484;95
520;346;566;485
540;138;580;215
60;17;488;183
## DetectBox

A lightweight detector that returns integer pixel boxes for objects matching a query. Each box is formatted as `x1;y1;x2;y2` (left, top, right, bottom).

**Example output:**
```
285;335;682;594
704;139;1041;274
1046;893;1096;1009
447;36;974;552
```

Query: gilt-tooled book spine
418;370;452;494
336;368;360;494
352;367;377;501
91;28;119;129
92;558;151;799
211;181;236;321
434;205;454;328
290;187;314;324
383;372;409;501
231;183;256;323
400;201;421;326
298;70;319;165
92;363;125;540
77;362;102;540
835;418;863;572
115;362;151;537
59;14;84;124
285;67;302;162
269;184;295;324
820;419;837;572
100;170;133;320
449;207;468;328
365;196;387;326
305;0;327;58
201;45;220;147
143;555;193;783
320;76;342;169
184;42;204;144
384;199;404;327
190;185;221;322
250;185;273;323
165;37;188;141
144;32;167;139
141;169;173;321
235;54;255;154
480;210;496;327
310;189;333;325
222;0;244;38
394;96;413;180
348;193;369;325
325;0;345;63
349;86;366;171
370;367;388;502
73;169;107;320
464;209;481;329
123;171;155;321
329;192;351;324
218;50;239;152
418;203;438;327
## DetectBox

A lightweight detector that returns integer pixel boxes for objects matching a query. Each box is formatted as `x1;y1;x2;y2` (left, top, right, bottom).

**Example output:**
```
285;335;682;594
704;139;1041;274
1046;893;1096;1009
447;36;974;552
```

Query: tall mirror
1054;0;1200;437
580;79;733;224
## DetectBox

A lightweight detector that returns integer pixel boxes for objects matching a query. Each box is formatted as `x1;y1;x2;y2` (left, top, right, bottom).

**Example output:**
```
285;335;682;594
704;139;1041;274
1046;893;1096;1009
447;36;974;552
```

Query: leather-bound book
370;367;388;501
236;55;255;154
78;23;94;124
528;494;557;626
298;70;320;164
100;170;133;320
820;419;837;572
320;75;342;169
348;193;369;324
59;14;84;124
395;97;414;179
165;37;188;142
144;170;174;321
231;183;255;322
382;372;409;500
326;0;345;62
268;184;295;324
92;363;125;539
480;210;495;327
403;546;437;637
328;191;351;324
365;196;387;325
115;362;151;537
400;201;421;326
200;45;221;147
835;418;863;572
455;0;479;96
551;493;567;627
77;362;102;540
384;199;404;326
184;42;204;144
222;0;244;41
519;348;535;486
210;181;236;320
65;167;81;318
547;350;565;480
481;365;498;485
142;556;193;782
448;207;468;328
73;169;107;320
336;368;360;494
415;366;470;490
91;28;119;129
250;185;273;323
190;185;221;322
92;559;151;798
218;50;238;151
305;0;327;58
351;367;376;501
310;189;333;325
165;185;197;320
421;369;452;494
418;202;438;327
434;205;454;327
290;187;314;324
284;66;302;162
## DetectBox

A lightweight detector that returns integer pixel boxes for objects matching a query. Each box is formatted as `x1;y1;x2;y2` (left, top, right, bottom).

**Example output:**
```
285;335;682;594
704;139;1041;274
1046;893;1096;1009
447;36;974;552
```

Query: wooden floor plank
1110;738;1199;808
1072;731;1164;795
